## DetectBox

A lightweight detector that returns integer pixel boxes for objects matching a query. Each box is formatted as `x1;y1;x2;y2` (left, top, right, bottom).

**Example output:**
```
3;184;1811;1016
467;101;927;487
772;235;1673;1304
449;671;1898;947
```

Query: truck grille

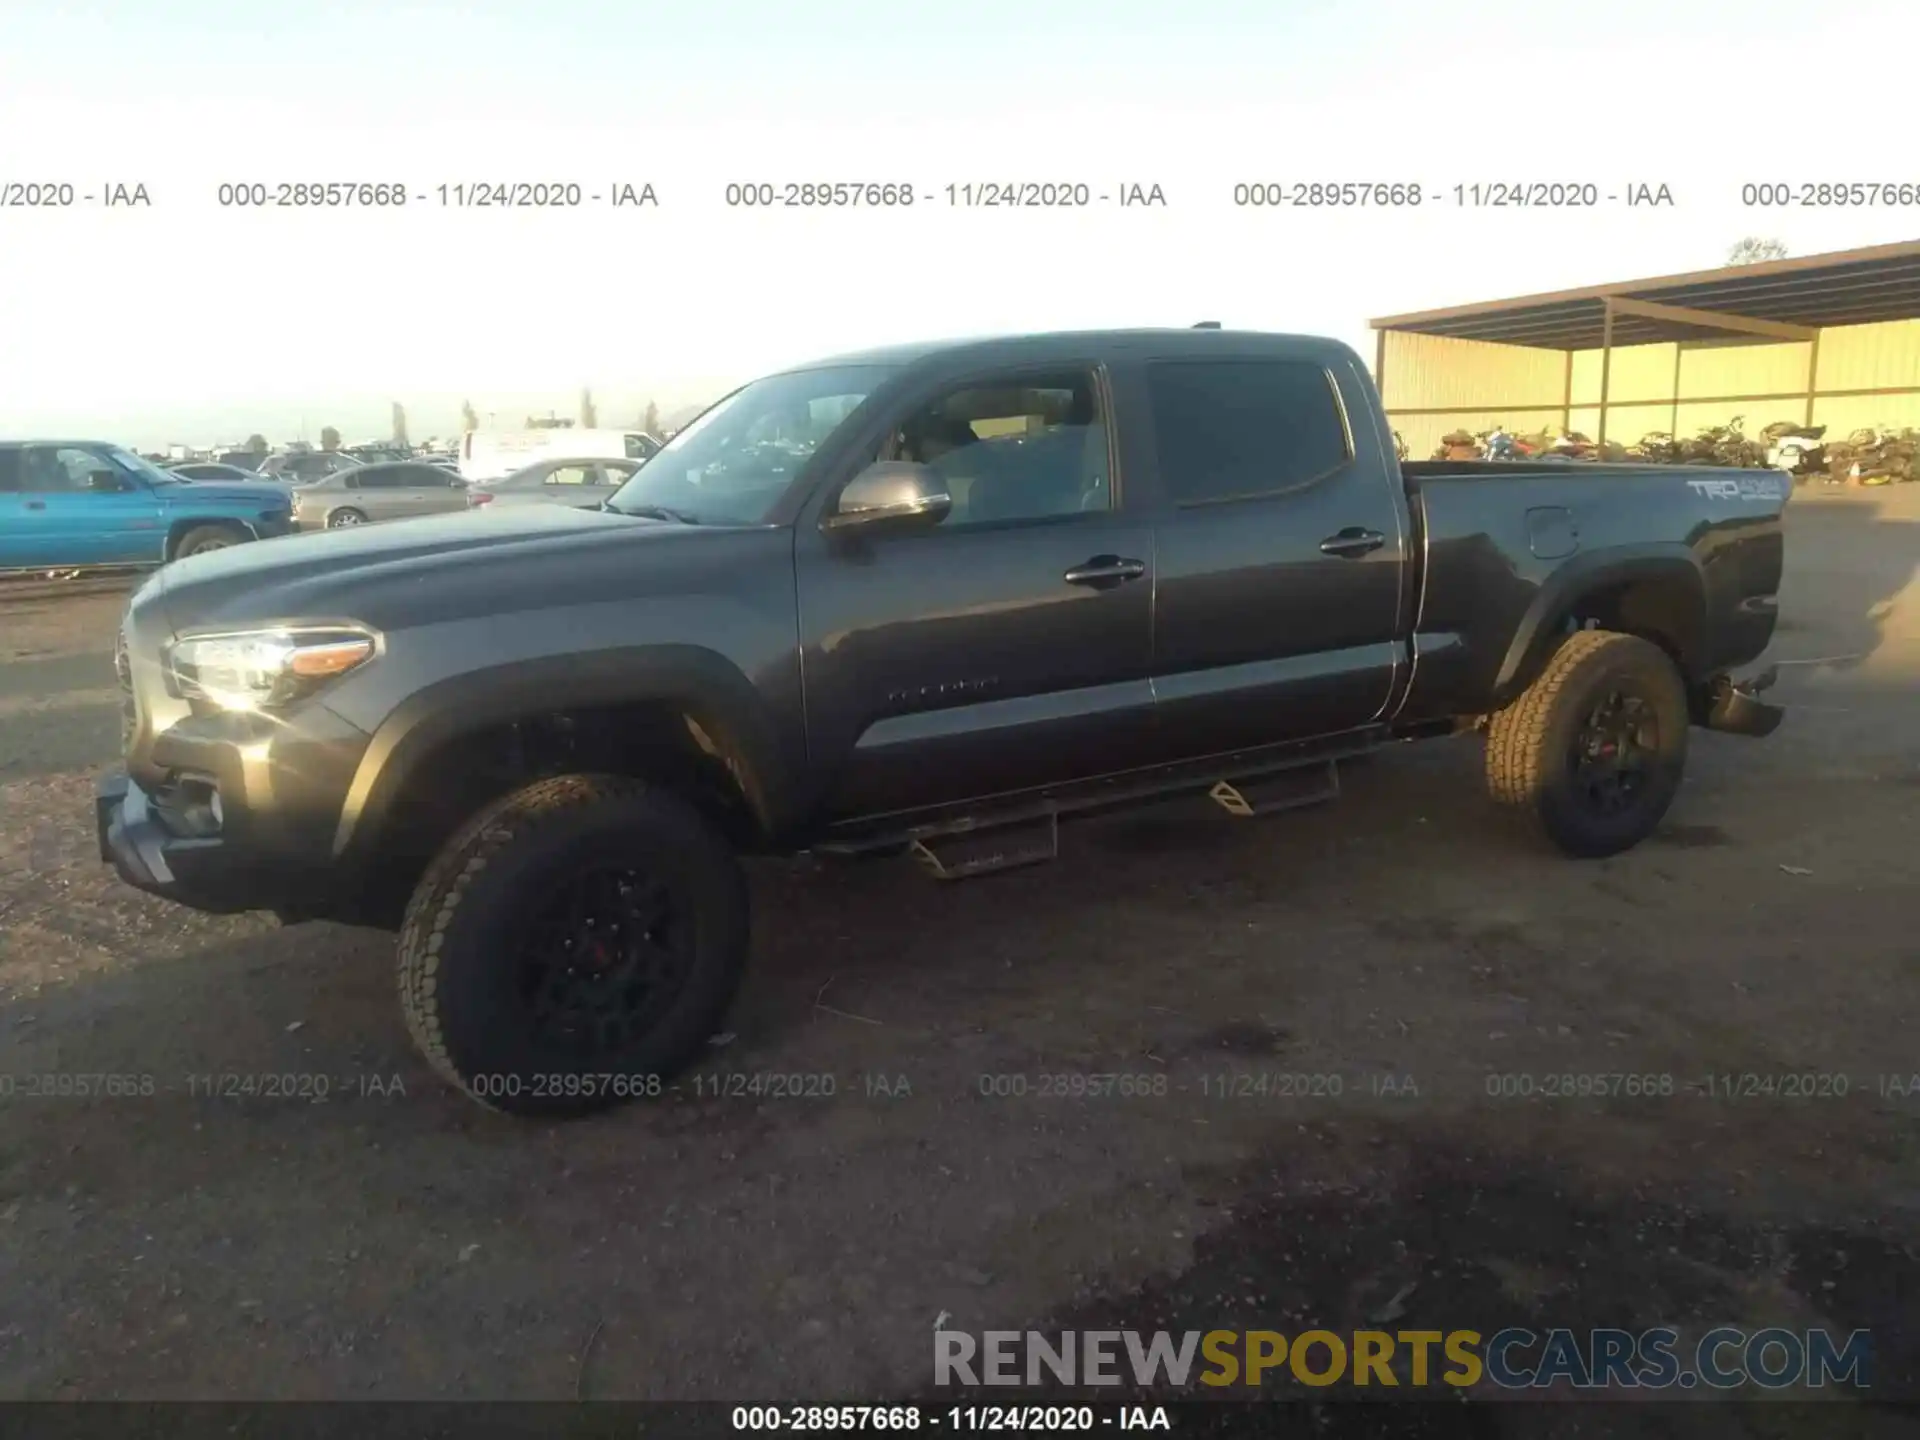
114;625;136;751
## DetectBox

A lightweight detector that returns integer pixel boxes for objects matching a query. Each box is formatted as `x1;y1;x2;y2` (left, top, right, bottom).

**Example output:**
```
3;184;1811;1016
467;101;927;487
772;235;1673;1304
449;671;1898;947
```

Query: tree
319;426;341;451
245;432;268;453
1727;237;1789;266
391;401;410;449
460;399;479;433
580;386;598;428
643;400;661;435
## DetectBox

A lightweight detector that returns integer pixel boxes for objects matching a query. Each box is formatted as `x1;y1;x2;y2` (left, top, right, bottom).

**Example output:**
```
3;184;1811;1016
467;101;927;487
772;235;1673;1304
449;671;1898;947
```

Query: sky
1;0;1915;449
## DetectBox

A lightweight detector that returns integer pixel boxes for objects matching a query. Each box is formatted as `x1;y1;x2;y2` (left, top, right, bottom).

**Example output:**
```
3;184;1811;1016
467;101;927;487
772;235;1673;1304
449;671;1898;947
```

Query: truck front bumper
96;769;264;914
96;769;353;917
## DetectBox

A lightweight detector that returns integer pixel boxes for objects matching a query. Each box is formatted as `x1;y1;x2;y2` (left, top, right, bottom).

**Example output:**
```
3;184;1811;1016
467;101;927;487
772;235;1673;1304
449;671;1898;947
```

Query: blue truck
0;440;295;572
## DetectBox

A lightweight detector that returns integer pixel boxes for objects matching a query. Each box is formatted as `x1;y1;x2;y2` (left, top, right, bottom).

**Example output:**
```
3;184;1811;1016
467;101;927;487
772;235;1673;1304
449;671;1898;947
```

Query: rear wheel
173;524;244;558
397;774;748;1117
1485;629;1689;858
327;507;368;528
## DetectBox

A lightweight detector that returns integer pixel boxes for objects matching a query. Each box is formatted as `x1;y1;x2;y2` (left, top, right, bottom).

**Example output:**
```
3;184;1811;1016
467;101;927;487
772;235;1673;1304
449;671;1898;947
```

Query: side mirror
823;461;951;533
88;470;129;493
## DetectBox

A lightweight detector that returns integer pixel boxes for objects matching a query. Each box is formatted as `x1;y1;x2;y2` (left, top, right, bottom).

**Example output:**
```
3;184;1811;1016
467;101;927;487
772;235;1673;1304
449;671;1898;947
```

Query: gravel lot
1;490;1917;1433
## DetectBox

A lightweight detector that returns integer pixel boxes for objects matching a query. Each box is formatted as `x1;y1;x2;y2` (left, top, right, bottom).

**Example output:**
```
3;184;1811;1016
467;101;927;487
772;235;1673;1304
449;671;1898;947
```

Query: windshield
110;448;184;485
604;365;893;524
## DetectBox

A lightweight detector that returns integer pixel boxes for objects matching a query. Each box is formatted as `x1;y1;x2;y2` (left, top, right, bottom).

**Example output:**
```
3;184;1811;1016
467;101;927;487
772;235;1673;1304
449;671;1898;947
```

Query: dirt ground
1;488;1917;1433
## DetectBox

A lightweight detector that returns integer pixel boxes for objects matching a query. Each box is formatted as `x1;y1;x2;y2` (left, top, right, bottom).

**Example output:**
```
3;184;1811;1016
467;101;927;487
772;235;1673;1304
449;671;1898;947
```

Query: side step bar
911;813;1060;880
1209;760;1341;818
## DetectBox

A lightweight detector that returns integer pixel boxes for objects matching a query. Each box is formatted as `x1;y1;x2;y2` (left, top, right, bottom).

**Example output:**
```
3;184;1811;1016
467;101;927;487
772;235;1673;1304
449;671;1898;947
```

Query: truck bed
1401;459;1791;486
1393;459;1788;726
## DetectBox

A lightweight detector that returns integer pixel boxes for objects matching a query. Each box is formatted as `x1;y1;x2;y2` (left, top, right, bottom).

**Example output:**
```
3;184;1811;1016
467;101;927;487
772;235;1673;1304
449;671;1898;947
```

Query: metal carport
1371;240;1920;449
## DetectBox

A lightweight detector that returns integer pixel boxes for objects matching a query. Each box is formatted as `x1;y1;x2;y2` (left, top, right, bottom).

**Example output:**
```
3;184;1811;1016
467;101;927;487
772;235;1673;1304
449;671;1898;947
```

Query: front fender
330;645;800;859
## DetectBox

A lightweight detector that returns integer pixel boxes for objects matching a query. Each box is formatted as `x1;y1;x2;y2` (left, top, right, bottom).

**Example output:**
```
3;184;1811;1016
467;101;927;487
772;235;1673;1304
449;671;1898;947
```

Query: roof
1370;240;1920;350
787;328;1359;373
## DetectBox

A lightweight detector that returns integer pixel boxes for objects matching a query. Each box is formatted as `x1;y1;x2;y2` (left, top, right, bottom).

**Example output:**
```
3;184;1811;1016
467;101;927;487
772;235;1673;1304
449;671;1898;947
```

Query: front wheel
173;524;244;558
397;774;749;1117
1484;629;1690;858
327;507;368;528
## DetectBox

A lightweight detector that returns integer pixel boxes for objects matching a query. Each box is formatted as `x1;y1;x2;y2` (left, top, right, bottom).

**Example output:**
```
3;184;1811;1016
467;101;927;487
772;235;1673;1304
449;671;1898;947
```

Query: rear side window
0;448;20;492
1147;360;1351;504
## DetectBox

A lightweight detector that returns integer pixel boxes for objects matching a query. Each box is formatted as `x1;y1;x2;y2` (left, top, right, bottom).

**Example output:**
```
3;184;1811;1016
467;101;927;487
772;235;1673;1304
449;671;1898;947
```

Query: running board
1209;760;1341;818
910;813;1059;880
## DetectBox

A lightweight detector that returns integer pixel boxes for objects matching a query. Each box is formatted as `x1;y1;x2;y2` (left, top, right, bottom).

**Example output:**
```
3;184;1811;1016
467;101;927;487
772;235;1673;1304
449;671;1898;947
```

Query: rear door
1133;353;1409;754
395;462;467;514
538;462;606;507
341;466;405;519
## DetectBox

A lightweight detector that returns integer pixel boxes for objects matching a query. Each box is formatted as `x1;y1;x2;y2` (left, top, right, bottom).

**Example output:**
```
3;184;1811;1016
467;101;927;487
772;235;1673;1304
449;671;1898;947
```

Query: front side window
1146;359;1351;505
605;364;894;525
21;446;128;493
878;368;1111;528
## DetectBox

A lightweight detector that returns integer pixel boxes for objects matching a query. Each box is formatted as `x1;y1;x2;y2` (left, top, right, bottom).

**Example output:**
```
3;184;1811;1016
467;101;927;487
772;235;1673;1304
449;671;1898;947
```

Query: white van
459;428;662;482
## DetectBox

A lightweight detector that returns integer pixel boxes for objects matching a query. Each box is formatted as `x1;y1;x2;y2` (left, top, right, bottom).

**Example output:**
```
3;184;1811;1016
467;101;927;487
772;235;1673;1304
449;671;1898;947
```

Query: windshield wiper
616;503;700;524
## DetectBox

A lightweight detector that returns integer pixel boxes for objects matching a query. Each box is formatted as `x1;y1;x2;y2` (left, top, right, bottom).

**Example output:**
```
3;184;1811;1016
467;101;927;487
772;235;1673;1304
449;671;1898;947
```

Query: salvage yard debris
1429;414;1915;483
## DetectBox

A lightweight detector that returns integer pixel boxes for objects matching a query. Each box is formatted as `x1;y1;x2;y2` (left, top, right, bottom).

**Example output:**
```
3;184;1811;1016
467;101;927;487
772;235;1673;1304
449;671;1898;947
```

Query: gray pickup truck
96;327;1787;1115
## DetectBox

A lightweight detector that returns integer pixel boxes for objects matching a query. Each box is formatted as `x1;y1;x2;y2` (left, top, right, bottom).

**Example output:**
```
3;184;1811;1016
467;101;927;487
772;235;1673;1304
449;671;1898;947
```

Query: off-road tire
397;774;748;1117
172;524;244;558
327;508;368;528
1485;629;1689;858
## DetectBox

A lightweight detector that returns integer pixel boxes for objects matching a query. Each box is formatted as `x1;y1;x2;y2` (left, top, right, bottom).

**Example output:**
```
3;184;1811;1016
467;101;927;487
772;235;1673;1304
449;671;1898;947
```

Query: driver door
793;362;1158;821
12;445;163;566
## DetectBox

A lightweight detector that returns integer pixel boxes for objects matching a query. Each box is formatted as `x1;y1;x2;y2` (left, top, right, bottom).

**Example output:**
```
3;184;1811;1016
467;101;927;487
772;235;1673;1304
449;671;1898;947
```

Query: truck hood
161;480;294;507
151;503;710;635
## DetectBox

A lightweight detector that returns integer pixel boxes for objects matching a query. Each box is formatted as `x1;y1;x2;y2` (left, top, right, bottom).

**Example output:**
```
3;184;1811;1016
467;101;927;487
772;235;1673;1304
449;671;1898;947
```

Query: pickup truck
0;441;294;571
94;328;1787;1117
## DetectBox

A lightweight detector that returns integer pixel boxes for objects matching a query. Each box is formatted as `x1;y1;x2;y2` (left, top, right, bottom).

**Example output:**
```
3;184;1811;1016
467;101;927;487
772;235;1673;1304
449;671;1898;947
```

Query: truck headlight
165;627;377;710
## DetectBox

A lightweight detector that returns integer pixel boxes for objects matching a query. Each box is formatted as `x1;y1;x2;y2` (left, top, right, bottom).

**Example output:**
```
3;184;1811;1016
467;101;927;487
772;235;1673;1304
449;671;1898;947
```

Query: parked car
259;451;363;484
466;456;643;510
169;461;269;482
289;459;470;529
458;427;662;482
95;327;1787;1116
0;440;293;571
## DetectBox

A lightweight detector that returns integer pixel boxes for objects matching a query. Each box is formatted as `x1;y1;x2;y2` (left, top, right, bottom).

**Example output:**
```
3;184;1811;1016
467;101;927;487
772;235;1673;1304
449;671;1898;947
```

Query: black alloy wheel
514;861;697;1057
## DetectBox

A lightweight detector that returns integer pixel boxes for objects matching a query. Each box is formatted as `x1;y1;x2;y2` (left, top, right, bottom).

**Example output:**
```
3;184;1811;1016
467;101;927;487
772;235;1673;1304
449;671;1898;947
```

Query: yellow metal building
1371;241;1920;459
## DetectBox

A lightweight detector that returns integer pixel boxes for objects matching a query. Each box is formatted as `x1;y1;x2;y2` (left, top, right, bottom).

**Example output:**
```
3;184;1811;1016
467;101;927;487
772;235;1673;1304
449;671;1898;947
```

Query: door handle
26;501;46;511
1063;555;1147;587
1319;527;1385;558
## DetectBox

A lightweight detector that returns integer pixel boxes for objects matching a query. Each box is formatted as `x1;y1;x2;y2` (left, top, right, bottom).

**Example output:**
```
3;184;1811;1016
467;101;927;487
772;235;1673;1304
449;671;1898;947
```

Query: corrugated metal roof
1371;240;1920;350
